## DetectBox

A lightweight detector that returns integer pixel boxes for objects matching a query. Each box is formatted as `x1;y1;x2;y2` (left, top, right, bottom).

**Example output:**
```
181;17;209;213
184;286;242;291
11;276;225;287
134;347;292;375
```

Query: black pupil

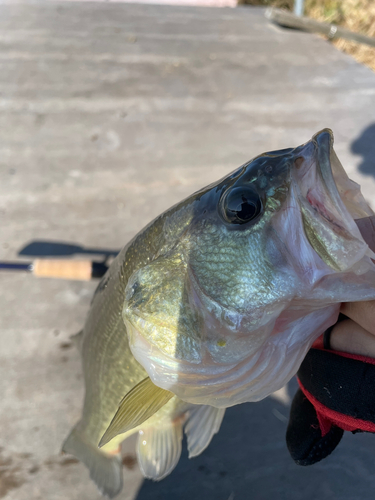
223;187;261;224
234;195;257;220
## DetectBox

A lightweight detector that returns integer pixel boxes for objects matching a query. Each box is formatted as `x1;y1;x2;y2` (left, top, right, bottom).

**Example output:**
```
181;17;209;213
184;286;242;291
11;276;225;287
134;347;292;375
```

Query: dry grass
239;0;375;71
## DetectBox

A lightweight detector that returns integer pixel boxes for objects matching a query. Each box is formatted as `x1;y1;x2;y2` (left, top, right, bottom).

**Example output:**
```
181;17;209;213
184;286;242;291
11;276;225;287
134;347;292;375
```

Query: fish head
123;129;375;407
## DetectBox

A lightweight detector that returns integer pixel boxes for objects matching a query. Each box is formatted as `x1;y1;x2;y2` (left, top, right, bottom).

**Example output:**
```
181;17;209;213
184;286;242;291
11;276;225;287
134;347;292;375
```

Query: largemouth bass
63;129;375;497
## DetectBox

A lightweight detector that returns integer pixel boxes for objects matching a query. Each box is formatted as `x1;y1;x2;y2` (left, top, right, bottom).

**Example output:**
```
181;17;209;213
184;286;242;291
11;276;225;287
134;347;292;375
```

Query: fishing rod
0;240;118;280
0;259;109;280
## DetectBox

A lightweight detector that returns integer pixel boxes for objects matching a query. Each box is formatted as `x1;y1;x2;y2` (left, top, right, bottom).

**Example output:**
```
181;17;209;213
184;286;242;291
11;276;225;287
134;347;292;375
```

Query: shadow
351;123;375;178
18;240;120;259
136;379;375;500
136;383;296;500
136;378;375;500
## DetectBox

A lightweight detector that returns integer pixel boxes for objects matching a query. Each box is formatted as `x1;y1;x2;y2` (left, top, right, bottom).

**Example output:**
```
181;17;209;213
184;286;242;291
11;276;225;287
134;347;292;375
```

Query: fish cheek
123;255;203;363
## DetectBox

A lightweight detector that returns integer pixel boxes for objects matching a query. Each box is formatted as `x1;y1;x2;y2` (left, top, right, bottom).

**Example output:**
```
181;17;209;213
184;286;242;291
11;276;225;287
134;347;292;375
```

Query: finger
355;215;375;252
340;300;375;337
330;318;375;358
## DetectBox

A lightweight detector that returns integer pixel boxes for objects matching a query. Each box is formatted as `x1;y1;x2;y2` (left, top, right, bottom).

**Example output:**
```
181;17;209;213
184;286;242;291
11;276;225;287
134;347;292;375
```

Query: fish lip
293;128;335;181
313;128;341;203
294;128;342;218
309;129;353;229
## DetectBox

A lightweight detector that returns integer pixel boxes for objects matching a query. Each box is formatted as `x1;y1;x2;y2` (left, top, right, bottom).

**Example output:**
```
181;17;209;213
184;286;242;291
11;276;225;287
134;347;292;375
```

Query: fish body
63;201;225;497
63;129;375;497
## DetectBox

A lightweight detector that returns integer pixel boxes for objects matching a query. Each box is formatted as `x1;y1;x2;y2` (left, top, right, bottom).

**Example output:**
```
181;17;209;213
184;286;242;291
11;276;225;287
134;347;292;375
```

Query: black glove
286;321;375;466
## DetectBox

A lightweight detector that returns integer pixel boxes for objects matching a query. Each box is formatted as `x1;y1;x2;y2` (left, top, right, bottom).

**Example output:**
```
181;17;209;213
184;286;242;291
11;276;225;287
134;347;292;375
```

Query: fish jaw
288;129;374;273
126;304;340;407
123;130;375;408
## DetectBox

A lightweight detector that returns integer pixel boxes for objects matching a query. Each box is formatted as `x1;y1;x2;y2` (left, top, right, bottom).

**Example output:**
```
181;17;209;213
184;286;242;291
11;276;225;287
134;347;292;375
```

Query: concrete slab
57;0;238;7
0;2;375;499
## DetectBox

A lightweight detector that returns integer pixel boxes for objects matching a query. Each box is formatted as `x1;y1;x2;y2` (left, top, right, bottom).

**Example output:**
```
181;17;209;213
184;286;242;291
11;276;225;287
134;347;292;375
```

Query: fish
62;129;375;497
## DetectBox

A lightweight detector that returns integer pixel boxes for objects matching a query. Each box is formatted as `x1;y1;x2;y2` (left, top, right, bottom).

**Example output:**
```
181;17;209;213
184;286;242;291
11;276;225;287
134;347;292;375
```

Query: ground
1;2;375;499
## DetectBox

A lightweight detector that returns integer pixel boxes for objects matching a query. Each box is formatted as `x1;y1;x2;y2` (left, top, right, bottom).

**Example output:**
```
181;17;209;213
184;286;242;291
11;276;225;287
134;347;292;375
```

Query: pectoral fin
137;421;183;480
185;405;225;458
99;377;173;448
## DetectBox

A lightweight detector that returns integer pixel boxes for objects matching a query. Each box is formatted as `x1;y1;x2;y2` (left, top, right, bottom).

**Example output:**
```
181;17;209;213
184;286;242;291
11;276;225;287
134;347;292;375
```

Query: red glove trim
297;378;375;436
312;334;375;366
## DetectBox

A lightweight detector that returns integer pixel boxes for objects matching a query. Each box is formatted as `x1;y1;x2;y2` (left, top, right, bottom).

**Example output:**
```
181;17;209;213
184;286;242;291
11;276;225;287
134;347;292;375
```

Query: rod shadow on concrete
18;240;119;259
351;123;375;178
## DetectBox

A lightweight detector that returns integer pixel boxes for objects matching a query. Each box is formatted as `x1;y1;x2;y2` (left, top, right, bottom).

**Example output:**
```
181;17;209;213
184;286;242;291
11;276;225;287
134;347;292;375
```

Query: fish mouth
288;129;374;272
310;129;351;223
297;128;373;220
314;129;337;200
292;129;337;202
301;130;345;231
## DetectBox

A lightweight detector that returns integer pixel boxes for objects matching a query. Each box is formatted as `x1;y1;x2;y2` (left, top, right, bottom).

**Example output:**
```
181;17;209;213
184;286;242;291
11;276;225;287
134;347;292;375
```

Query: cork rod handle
33;259;92;280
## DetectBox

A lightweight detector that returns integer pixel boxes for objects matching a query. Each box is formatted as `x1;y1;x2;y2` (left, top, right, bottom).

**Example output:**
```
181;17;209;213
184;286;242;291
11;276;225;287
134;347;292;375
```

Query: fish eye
220;186;262;225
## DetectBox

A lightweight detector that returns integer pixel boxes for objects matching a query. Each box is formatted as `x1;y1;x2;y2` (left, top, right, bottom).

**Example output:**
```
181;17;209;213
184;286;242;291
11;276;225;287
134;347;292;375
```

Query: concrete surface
1;2;375;499
59;0;238;7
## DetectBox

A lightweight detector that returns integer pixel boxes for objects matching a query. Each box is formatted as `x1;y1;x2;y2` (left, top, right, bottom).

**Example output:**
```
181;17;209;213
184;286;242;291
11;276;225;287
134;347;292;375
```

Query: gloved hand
286;215;375;466
286;319;375;465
